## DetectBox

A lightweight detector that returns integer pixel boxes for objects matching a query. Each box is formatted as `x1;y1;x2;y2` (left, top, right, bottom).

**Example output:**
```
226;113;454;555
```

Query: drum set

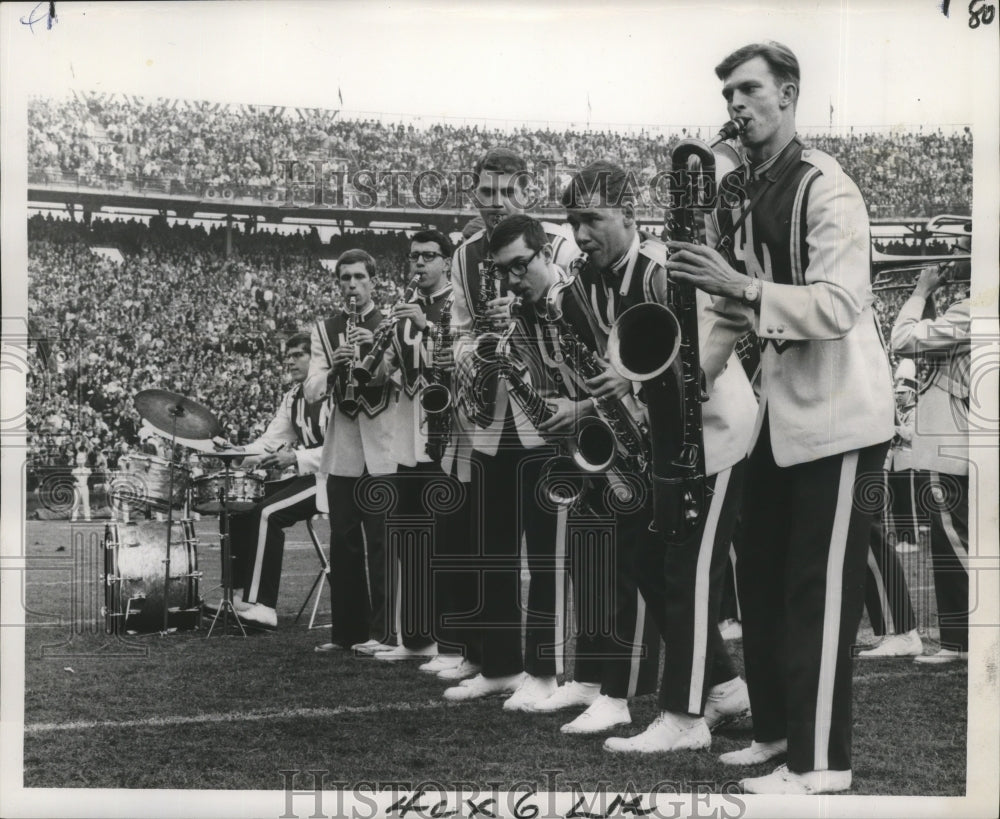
103;389;267;637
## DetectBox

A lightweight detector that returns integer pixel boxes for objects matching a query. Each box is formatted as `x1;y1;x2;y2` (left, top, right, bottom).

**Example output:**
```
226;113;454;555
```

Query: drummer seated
218;333;332;630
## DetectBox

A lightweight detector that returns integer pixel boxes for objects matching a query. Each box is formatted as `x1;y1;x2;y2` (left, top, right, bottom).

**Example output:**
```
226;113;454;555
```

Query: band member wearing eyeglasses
371;230;476;670
222;333;332;629
486;213;662;733
304;250;398;655
890;248;971;666
444;147;581;705
666;42;894;794
554;162;756;744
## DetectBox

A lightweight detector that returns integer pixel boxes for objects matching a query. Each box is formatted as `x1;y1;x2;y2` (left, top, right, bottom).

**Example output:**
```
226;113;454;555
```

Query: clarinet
421;296;454;462
352;275;421;384
338;295;361;414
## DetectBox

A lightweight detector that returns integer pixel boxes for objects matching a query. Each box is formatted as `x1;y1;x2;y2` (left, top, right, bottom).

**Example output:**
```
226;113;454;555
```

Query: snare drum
102;520;202;633
191;471;265;513
110;454;191;510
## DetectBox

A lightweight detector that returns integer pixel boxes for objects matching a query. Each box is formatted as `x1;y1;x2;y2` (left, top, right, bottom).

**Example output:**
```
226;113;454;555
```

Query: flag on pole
829;97;834;127
338;86;344;106
587;93;592;119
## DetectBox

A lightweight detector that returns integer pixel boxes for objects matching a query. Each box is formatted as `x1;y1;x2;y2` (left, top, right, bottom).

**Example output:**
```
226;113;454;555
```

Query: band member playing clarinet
305;250;398;655
445;147;581;705
554;162;756;743
666;42;894;793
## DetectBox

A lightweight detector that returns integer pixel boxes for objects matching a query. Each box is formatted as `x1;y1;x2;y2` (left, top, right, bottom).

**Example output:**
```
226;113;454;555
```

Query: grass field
16;518;967;795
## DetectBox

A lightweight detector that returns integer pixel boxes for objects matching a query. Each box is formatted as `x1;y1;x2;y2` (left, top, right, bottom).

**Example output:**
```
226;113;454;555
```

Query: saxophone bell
571;415;618;473
539;455;591;508
419;383;452;416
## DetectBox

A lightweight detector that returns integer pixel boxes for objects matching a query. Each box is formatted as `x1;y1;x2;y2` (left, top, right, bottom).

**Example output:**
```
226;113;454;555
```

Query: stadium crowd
28;95;972;217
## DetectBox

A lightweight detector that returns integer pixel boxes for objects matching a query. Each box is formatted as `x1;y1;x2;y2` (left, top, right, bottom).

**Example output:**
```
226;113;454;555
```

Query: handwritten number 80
969;0;996;27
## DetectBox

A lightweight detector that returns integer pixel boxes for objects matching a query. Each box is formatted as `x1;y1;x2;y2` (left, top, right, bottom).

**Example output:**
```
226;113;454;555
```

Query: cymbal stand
161;411;181;635
206;456;246;638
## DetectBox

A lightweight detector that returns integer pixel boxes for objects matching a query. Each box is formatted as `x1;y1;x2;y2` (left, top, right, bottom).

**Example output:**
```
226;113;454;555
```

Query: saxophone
495;312;617;508
546;271;651;477
338;295;361;415
607;125;741;541
464;264;506;426
420;295;454;463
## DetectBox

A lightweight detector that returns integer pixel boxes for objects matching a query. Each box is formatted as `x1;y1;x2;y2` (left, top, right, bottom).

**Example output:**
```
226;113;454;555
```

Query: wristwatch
742;277;762;306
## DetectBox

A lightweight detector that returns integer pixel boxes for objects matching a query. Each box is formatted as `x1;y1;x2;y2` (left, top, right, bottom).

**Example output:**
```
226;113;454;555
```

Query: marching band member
486;214;662;731
444;147;581;705
890;247;971;665
556;162;756;745
224;333;331;629
305;250;398;655
667;42;894;793
372;230;473;668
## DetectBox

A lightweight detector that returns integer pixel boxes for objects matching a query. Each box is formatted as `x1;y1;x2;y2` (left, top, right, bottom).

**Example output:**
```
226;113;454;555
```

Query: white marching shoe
376;643;438;661
236;603;277;629
718;619;743;641
914;647;967;665
503;674;558;712
351;639;396;656
704;677;751;729
719;739;788;766
560;695;631;735
858;629;923;658
531;681;601;713
420;655;462;673
604;712;711;753
443;672;525;702
740;763;852;795
437;659;481;681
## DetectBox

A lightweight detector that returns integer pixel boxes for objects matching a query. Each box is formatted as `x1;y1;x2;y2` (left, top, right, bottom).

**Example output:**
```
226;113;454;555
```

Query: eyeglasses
407;251;443;262
491;248;541;279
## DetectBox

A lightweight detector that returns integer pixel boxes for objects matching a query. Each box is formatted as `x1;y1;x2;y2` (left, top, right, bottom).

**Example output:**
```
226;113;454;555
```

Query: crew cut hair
561;159;637;209
285;332;312;353
411;229;454;259
714;41;800;88
488;214;548;256
473;147;528;183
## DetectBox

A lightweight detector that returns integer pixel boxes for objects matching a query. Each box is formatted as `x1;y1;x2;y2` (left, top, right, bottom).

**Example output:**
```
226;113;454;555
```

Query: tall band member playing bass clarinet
305;250;398;655
557;162;757;743
666;42;894;793
445;147;581;705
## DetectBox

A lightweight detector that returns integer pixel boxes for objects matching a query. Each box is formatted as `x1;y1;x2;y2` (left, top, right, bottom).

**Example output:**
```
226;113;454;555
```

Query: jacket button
777;326;785;334
766;326;775;334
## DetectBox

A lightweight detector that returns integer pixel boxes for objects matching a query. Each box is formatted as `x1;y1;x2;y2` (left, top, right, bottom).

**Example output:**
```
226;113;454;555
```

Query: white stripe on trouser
815;450;859;771
729;544;741;621
248;486;318;601
554;507;567;676
866;548;893;634
930;471;969;571
626;592;646;698
687;466;731;713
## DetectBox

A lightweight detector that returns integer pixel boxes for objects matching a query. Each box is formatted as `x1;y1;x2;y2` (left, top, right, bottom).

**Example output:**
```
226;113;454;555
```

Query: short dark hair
473;147;527;184
285;332;311;353
715;41;800;88
335;248;376;278
411;229;454;259
561;159;638;209
488;215;548;256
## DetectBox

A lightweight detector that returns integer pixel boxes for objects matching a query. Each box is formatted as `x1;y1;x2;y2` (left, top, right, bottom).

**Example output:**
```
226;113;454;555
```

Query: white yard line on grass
25;698;458;735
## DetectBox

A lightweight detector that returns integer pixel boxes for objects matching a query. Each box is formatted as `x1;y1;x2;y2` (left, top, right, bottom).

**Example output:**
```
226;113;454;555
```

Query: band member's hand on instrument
329;345;355;369
914;262;951;298
665;240;750;300
258;449;297;470
537;397;596;434
392;302;428;331
486;294;516;325
347;326;375;347
586;363;633;400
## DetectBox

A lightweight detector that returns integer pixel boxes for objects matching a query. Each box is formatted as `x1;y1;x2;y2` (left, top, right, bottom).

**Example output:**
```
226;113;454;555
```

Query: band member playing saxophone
486;214;662;732
372;230;477;671
554;160;757;746
445;147;581;704
304;250;398;656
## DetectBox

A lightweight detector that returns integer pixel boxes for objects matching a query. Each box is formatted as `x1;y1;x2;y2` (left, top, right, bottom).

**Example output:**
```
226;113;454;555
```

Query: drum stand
160;415;181;635
206;457;246;638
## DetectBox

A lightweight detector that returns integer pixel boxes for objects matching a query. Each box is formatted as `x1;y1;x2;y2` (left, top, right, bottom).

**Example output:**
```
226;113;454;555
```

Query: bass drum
103;520;202;633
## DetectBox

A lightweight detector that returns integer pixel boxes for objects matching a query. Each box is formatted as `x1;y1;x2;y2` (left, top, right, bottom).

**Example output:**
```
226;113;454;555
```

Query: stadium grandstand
25;92;972;512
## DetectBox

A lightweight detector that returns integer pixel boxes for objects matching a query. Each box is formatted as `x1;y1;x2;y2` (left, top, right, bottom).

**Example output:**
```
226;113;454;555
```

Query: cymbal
201;449;247;460
134;390;222;441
